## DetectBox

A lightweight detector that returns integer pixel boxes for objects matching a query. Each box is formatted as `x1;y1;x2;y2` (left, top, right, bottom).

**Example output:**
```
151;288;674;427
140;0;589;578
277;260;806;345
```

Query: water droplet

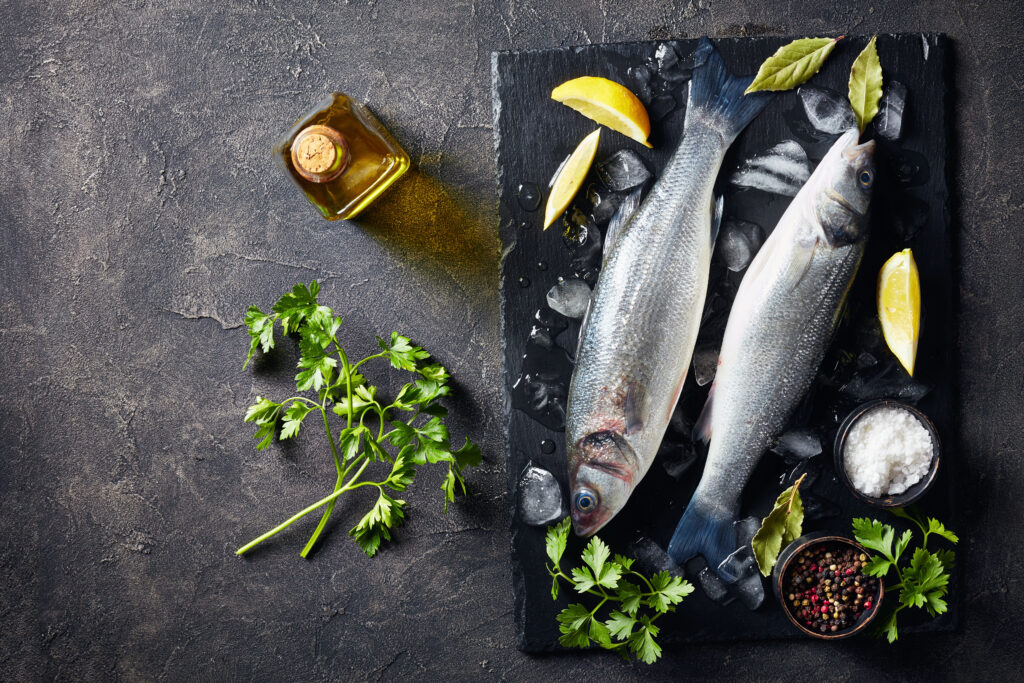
540;439;556;454
519;221;529;232
518;276;531;288
517;182;542;212
536;261;548;271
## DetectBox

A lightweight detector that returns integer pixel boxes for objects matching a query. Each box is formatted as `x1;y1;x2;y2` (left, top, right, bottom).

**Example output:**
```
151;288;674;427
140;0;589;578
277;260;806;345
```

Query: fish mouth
571;512;612;538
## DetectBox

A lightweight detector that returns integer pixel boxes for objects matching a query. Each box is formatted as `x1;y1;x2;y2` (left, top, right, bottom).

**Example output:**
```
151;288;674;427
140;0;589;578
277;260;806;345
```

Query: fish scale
565;39;772;537
668;129;876;578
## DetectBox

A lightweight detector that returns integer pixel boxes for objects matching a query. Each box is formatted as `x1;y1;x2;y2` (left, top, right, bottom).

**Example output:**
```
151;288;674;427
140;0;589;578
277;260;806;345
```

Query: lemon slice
543;128;601;230
877;248;921;376
551;77;652;148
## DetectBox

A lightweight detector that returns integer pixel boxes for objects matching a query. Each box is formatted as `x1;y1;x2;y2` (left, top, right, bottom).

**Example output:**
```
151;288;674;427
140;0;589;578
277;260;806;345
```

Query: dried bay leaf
751;474;806;576
848;36;884;133
745;37;839;93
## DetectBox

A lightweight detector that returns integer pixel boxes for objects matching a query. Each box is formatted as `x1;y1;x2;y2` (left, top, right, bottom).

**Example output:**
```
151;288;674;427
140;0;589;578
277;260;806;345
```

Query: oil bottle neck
291;125;350;183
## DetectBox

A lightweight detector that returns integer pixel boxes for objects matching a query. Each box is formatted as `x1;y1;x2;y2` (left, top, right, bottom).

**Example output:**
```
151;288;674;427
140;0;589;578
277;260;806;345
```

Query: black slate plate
492;35;956;651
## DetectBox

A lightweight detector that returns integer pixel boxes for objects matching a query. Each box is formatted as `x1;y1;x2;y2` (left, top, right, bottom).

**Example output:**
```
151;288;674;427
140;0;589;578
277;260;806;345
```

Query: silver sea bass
566;39;772;537
668;129;876;577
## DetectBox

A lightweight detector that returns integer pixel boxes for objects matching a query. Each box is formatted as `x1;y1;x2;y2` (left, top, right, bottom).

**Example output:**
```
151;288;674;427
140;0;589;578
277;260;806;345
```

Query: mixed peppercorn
783;543;881;635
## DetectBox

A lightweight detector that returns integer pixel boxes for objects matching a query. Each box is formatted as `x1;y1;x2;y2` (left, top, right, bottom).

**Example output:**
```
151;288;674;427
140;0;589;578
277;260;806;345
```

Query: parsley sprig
237;281;481;558
545;519;693;663
852;509;958;642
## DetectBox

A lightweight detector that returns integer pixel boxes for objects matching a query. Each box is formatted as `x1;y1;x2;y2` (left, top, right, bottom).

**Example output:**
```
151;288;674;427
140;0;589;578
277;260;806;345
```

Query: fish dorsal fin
624;381;645;435
710;194;724;248
693;381;715;444
575;295;594;361
605;185;645;260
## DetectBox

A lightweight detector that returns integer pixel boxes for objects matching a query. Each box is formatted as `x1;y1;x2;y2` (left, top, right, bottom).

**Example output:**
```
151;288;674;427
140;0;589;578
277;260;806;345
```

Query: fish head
813;129;876;244
568;431;637;537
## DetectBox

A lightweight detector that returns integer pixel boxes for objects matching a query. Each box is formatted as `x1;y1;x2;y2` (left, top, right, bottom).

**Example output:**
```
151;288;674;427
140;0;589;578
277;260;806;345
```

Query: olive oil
275;93;410;220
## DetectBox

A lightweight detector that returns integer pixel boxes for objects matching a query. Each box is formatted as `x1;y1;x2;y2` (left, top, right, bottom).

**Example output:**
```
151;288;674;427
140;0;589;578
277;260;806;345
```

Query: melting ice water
517;463;566;526
510;307;573;430
735;516;762;547
517;182;541;212
875;81;907;141
730;140;811;197
546;278;592;319
596;150;651;191
839;356;930;404
716;219;765;271
798;86;856;135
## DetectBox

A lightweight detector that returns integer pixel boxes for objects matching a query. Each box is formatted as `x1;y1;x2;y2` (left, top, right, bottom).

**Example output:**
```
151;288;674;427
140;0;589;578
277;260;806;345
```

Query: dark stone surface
0;1;1021;679
495;34;957;651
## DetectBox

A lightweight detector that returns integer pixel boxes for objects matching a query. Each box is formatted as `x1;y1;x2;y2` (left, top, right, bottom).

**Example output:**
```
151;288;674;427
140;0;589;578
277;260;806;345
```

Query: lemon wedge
551;76;652;148
877;248;921;376
543;128;601;230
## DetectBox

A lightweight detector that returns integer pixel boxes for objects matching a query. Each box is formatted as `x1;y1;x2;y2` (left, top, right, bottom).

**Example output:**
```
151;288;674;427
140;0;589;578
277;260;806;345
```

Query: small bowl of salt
834;399;941;507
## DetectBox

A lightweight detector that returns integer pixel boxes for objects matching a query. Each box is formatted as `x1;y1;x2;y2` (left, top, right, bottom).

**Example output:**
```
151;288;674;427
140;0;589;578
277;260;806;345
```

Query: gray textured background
1;1;1021;680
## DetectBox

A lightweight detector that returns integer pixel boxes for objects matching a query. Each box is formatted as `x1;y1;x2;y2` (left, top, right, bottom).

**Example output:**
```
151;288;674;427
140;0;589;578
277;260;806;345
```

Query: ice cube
734;571;766;610
596;150;651;191
840;357;931;403
517;464;566;526
716;219;765;271
627;64;653;103
697;565;733;605
628;537;686;579
546;279;592;319
802;493;841;522
654;42;680;71
770;428;823;461
561;208;590;249
735;516;762;547
717;545;758;584
692;345;719;387
587;183;623;225
660;443;698;480
875;81;907;141
649;94;677;121
730;140;811;197
520;372;567;414
798;86;856;135
654;43;691;82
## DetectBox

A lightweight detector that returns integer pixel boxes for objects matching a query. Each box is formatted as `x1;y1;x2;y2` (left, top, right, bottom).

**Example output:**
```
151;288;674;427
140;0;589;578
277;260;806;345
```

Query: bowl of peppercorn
772;532;884;639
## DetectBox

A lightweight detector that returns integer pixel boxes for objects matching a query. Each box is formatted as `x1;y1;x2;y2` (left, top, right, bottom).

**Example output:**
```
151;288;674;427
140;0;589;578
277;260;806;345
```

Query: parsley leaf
852;514;957;644
545;522;693;664
349;491;406;558
234;282;481;559
279;401;314;440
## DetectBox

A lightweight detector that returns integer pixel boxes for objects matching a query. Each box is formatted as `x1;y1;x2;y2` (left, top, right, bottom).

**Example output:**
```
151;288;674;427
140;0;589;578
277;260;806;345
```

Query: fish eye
858;169;874;189
574;490;598;512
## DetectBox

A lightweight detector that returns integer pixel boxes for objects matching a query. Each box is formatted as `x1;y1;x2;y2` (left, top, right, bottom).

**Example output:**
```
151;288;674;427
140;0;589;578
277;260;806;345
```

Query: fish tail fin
685;37;773;144
667;495;736;572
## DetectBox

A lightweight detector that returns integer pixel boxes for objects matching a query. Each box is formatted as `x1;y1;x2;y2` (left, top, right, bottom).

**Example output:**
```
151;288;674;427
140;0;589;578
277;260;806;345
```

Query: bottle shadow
354;165;500;299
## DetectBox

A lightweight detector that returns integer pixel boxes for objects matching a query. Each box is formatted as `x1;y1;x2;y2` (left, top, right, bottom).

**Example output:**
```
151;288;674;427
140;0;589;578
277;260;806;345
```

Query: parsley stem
352;352;387;372
238;458;372;557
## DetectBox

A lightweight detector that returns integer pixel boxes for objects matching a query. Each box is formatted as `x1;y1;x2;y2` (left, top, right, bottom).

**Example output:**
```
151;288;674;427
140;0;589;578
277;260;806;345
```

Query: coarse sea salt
843;406;934;498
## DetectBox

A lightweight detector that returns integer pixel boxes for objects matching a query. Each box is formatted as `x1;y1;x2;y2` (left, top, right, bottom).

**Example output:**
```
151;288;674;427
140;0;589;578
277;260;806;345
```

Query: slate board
492;35;955;652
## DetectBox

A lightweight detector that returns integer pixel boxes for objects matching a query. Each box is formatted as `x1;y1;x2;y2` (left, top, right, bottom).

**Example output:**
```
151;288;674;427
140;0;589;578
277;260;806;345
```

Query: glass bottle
275;93;410;220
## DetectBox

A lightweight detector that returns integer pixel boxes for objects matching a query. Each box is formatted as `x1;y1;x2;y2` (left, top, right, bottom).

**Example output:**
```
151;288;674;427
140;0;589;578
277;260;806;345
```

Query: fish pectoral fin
786;238;819;294
710;194;724;249
692;381;715;444
624;381;645;435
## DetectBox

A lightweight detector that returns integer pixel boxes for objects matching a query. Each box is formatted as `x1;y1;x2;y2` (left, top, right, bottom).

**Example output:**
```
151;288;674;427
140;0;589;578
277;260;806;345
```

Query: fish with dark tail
566;39;772;537
668;129;876;577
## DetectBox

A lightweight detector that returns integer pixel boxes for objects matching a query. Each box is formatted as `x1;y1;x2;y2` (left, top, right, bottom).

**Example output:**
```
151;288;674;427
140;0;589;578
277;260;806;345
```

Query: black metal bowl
833;399;941;508
772;532;885;640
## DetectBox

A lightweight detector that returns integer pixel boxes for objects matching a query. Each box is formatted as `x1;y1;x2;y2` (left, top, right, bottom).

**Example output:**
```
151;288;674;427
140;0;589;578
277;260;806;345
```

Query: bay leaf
848;35;884;133
745;37;839;94
751;475;806;576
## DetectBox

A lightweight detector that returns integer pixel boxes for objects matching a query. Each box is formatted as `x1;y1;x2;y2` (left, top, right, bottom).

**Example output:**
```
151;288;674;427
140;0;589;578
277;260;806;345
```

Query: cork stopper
291;125;350;183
